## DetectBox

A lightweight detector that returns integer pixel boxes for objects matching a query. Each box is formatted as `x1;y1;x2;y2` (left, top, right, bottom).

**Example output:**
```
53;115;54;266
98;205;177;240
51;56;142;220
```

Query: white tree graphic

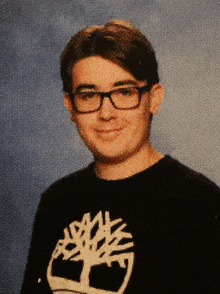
47;211;134;294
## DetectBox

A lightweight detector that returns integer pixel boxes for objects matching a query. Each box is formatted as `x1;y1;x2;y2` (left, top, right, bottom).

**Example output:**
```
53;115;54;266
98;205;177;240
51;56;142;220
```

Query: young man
21;20;220;294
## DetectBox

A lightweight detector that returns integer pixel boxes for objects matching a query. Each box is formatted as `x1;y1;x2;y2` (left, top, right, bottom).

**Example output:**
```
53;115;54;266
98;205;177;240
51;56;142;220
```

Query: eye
77;92;97;100
117;87;136;96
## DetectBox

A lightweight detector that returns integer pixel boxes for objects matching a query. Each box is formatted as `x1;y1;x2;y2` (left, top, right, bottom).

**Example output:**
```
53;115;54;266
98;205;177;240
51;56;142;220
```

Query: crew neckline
89;155;172;184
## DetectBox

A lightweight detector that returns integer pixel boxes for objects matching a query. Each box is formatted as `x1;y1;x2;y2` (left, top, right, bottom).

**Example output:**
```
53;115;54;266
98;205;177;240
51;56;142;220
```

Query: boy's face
65;56;164;164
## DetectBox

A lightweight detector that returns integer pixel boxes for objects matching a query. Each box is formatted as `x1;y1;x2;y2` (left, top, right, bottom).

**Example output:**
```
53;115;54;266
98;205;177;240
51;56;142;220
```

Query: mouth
96;128;123;140
97;128;122;133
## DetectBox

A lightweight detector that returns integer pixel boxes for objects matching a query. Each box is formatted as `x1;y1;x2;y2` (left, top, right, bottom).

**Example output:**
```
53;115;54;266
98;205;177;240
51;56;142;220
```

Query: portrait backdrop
1;0;219;293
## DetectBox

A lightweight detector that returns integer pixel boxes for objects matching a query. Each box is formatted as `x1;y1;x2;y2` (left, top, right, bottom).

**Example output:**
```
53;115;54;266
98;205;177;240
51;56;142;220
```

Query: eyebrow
74;79;139;93
75;84;96;92
113;79;139;87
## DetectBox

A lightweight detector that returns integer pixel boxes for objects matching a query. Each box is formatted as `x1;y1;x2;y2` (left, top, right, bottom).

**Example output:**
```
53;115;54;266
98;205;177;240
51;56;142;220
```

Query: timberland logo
47;211;134;294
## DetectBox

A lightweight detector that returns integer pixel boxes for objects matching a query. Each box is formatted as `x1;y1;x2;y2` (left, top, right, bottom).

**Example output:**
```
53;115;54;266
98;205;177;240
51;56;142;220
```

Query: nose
98;96;118;120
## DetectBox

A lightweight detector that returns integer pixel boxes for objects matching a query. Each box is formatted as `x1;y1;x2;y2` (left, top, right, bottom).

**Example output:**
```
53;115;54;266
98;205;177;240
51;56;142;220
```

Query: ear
149;83;164;114
64;93;76;122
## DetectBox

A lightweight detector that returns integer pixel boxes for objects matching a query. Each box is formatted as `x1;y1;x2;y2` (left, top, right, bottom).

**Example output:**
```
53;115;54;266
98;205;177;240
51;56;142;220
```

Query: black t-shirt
21;156;220;294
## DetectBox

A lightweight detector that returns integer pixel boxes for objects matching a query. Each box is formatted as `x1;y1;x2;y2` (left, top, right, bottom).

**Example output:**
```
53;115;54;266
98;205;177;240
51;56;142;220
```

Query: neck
94;145;164;180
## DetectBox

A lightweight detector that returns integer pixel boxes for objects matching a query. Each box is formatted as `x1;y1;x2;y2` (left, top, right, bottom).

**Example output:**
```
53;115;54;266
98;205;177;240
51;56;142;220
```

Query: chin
94;151;132;165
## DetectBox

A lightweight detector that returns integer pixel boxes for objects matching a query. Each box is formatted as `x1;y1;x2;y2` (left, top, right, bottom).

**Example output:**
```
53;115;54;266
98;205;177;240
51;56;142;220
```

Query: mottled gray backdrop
1;0;219;293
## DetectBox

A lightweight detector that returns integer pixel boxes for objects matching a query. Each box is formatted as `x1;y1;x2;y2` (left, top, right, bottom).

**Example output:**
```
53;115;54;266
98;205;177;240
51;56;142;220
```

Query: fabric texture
21;155;220;294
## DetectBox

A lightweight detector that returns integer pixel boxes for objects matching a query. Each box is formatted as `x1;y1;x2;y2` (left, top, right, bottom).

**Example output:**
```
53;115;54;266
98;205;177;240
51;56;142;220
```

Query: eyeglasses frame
70;84;151;114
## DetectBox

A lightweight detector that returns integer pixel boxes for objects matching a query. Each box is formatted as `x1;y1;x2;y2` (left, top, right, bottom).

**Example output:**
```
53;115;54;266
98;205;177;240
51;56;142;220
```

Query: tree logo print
47;211;134;294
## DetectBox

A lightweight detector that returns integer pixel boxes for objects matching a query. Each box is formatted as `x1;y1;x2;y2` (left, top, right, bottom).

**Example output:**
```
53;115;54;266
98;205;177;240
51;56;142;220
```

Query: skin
64;56;164;180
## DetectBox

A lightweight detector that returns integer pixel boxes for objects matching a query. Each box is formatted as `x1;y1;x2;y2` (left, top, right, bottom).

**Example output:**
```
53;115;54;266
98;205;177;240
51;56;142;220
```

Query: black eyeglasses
71;85;150;113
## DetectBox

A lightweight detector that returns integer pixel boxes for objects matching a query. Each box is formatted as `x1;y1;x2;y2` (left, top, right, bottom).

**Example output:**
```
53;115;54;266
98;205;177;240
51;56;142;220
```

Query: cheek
129;112;151;141
130;108;151;128
75;116;95;139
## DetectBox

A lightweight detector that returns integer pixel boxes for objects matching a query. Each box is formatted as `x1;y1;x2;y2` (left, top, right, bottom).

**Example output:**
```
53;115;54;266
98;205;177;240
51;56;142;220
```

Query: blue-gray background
1;0;220;293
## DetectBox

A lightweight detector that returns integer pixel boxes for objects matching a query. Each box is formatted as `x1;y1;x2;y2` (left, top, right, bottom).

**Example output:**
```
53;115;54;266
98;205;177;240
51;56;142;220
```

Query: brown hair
60;20;159;96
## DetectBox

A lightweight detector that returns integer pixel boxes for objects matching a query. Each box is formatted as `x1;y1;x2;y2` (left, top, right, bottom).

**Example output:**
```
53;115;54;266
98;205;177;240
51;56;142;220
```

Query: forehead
71;56;138;90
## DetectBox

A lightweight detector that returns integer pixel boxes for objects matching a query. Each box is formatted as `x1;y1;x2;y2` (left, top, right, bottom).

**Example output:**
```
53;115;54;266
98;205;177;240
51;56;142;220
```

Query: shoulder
153;156;220;231
38;162;95;209
164;155;219;190
160;156;220;210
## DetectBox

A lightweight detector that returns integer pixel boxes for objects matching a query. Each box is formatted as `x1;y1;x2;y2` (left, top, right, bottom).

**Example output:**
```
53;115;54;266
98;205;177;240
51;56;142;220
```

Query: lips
97;128;122;133
96;128;123;140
